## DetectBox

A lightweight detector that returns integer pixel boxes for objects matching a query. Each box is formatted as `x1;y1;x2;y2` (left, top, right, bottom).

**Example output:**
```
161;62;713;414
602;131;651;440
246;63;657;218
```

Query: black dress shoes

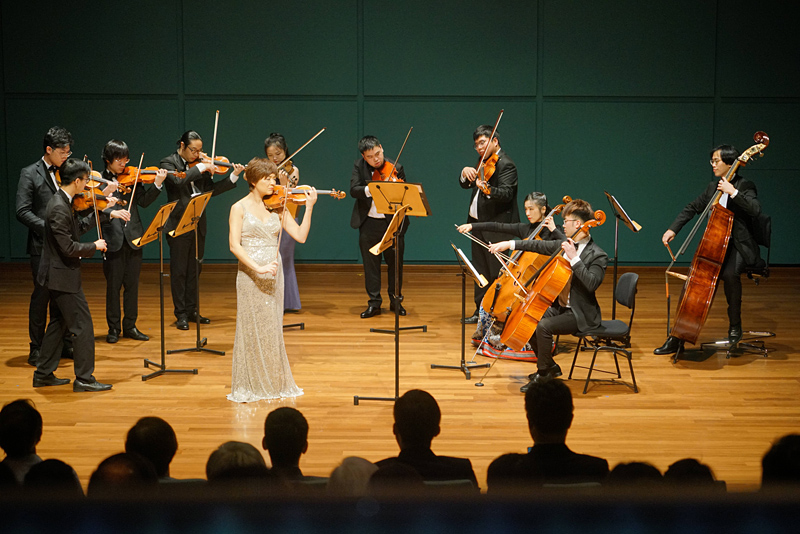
728;324;743;346
389;302;407;316
520;364;563;392
461;312;479;324
73;378;112;392
176;316;189;330
653;336;683;355
189;313;210;324
361;306;381;319
27;349;40;367
123;327;150;341
33;374;70;387
106;330;120;344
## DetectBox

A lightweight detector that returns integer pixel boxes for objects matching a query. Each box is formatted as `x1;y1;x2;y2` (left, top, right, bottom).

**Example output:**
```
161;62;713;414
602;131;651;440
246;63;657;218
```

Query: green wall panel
1;2;178;95
363;100;536;262
716;103;800;171
541;102;714;264
183;99;358;262
542;0;716;97
4;98;181;260
183;1;358;96
364;0;536;96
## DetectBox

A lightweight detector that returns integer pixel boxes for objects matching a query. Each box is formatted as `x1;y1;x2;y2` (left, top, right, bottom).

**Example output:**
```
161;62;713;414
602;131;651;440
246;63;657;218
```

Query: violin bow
209;109;220;176
125;153;144;227
388;126;413;178
454;224;517;266
276;127;327;175
85;157;106;260
476;109;504;192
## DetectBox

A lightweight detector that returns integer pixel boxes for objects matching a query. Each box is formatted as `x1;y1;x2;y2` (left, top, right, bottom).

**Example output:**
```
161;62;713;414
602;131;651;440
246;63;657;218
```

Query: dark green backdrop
2;0;798;265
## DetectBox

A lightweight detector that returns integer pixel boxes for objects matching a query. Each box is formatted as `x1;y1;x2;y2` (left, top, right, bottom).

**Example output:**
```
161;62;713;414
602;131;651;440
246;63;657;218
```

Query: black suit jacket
377;446;479;491
487;443;609;491
37;190;101;293
512;237;608;331
669;174;762;266
459;149;519;243
160;152;237;237
100;169;163;251
349;157;410;232
16;159;60;256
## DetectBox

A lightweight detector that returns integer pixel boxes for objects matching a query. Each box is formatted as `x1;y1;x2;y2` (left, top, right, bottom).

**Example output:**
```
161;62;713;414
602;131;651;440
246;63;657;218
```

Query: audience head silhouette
0;399;42;458
24;459;84;497
206;441;269;483
607;462;663;486
125;417;178;479
393;389;441;449
761;433;800;488
327;456;378;497
87;452;158;497
525;379;573;443
262;407;308;469
664;458;719;488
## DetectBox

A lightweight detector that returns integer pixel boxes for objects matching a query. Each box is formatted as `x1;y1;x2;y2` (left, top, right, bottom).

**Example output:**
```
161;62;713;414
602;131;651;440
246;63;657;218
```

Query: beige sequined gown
227;210;303;402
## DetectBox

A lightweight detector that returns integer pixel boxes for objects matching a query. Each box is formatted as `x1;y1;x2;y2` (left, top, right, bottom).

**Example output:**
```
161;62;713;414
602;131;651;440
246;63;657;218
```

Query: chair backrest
751;213;771;249
615;272;639;310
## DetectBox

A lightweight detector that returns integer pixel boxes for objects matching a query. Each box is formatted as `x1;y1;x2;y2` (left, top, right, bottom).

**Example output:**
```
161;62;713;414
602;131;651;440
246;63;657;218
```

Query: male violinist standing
160;131;243;330
459;125;519;323
34;158;129;391
100;139;167;343
654;145;761;355
350;135;409;318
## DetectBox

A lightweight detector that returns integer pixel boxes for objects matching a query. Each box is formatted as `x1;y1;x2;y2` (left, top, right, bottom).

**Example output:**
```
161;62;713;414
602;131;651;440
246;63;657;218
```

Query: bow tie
48;165;58;174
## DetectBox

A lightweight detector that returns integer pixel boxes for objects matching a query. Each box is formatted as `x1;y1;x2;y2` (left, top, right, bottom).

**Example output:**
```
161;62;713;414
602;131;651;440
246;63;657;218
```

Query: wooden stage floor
1;263;798;491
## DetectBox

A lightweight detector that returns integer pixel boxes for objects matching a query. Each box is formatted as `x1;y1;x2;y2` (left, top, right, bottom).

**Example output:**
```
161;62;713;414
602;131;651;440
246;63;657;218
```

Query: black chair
569;272;639;394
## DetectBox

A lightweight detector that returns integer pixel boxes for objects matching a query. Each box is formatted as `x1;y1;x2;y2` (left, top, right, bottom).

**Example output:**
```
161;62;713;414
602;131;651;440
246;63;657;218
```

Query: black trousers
104;240;143;332
720;245;747;327
358;216;405;308
28;254;53;351
167;229;204;319
469;216;501;311
531;305;578;372
35;288;95;382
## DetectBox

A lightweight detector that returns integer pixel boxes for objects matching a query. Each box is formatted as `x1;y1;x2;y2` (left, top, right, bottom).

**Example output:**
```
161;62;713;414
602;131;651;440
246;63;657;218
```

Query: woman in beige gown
227;158;317;402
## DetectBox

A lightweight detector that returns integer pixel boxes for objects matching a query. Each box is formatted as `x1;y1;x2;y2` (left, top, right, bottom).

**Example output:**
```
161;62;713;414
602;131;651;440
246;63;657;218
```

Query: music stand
605;191;642;319
430;244;490;379
353;182;430;406
166;192;225;356
133;201;198;380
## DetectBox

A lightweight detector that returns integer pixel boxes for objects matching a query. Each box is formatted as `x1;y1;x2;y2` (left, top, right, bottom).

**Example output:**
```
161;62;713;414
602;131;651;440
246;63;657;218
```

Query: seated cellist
488;199;608;392
458;192;565;348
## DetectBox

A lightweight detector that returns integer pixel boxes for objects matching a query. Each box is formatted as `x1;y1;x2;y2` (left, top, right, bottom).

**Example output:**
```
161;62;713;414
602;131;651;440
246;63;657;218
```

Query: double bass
665;132;769;346
500;211;606;351
481;196;572;322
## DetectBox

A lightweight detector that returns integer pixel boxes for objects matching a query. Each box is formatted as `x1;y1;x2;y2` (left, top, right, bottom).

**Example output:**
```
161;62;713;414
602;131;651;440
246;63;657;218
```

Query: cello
481;196;572;322
500;210;606;351
664;132;769;346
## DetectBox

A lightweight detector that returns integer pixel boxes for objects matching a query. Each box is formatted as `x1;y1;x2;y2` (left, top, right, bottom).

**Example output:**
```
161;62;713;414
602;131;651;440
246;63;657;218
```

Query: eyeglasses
563;218;580;224
187;146;201;154
710;158;723;166
114;158;130;164
54;148;72;157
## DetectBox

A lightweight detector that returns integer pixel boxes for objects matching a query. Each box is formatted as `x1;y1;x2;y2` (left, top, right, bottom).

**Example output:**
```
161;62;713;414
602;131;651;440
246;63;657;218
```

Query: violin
476;152;498;195
117;165;185;186
371;159;403;182
86;170;131;195
263;184;346;210
73;192;127;212
188;152;238;175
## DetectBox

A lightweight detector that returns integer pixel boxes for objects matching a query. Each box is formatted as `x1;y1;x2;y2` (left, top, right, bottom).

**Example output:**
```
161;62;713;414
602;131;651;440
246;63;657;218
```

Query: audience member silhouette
205;441;270;484
487;380;608;493
607;462;663;487
376;389;479;491
327;456;378;497
761;434;800;489
87;452;158;497
125;416;184;482
24;458;84;497
368;460;425;497
262;407;321;482
664;458;724;491
0;399;43;484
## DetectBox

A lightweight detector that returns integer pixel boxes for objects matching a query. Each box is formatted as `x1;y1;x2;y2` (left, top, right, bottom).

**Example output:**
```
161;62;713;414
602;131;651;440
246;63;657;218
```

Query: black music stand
353;183;430;406
133;201;198;380
166;192;225;356
605;191;642;319
430;244;490;379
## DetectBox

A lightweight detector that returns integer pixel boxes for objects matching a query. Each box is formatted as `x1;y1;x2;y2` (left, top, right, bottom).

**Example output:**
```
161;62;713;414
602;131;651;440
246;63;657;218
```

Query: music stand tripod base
143;360;198;381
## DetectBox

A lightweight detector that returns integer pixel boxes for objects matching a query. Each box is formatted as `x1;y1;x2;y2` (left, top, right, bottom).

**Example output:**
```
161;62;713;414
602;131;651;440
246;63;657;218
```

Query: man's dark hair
607;462;663;486
563;199;594;225
762;434;800;487
0;399;43;457
59;158;90;186
125;417;178;478
263;407;308;466
43;126;73;152
711;144;740;166
87;452;158;497
102;139;130;167
393;389;441;448
177;130;202;148
358;135;381;154
473;124;499;143
664;458;717;487
24;459;84;497
524;379;573;436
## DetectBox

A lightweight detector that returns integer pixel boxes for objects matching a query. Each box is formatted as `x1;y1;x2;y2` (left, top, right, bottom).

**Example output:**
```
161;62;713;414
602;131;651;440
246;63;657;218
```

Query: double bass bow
499;210;606;351
664;131;769;347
